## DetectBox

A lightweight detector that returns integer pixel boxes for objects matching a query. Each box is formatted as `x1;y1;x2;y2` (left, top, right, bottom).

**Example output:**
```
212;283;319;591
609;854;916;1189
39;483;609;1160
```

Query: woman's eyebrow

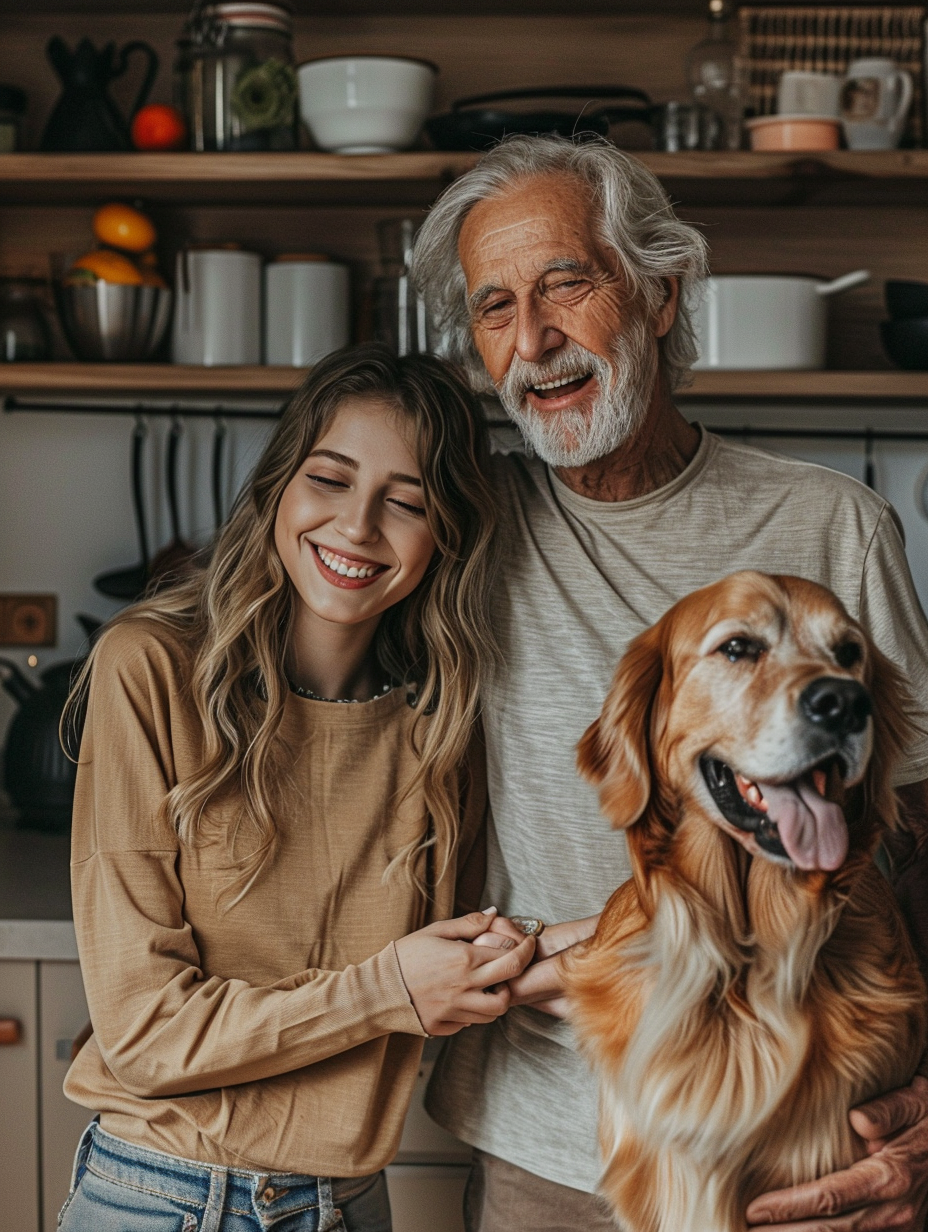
308;450;421;486
308;448;357;468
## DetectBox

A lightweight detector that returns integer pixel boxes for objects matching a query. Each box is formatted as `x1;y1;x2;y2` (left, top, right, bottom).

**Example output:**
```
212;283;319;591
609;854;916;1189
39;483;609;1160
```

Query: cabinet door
39;961;92;1232
0;959;39;1232
386;1164;468;1232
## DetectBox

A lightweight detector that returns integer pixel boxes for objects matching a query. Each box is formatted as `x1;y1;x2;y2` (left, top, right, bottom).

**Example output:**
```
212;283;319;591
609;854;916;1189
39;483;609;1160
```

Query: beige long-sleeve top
64;619;486;1176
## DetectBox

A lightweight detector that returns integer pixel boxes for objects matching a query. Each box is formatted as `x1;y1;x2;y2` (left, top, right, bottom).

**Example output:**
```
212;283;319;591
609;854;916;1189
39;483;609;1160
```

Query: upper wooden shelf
1;150;927;207
2;364;928;403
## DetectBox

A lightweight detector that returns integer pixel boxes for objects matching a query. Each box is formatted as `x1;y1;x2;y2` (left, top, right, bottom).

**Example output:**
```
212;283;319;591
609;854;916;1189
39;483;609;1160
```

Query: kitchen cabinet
0;960;40;1232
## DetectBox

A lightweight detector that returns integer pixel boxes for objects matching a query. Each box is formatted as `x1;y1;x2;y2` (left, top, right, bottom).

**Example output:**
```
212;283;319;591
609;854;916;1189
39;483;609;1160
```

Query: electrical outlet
0;594;57;646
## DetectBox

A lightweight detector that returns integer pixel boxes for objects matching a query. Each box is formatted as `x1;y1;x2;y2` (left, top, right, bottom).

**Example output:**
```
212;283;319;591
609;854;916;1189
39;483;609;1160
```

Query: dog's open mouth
699;754;848;870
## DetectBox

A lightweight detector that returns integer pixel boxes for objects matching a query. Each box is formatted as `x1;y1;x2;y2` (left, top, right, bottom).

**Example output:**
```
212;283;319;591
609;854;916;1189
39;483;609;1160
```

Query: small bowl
885;280;928;320
745;114;841;151
54;282;173;361
880;318;928;370
297;55;436;154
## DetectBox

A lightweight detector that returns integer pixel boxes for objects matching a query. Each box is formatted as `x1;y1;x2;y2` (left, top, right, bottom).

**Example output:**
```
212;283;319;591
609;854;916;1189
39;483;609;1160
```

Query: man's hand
483;914;601;1017
746;1076;928;1229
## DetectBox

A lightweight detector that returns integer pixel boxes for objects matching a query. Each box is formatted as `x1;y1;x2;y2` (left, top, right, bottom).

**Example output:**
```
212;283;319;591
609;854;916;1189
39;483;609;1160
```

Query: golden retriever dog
566;571;927;1232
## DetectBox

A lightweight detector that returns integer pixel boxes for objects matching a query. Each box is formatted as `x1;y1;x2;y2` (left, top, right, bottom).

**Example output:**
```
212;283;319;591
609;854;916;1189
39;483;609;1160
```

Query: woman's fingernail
481;906;498;915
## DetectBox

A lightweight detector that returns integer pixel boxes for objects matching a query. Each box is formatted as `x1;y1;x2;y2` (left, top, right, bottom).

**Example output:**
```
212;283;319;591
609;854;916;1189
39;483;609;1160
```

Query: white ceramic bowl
297;56;437;154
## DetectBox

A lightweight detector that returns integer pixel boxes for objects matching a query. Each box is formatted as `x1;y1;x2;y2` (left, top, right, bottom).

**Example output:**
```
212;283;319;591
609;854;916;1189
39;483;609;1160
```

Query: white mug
841;58;913;149
777;71;843;118
172;248;262;366
264;255;350;366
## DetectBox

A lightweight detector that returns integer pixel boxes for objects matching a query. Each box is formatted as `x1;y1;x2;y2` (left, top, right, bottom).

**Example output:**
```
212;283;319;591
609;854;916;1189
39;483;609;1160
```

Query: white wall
0;407;276;781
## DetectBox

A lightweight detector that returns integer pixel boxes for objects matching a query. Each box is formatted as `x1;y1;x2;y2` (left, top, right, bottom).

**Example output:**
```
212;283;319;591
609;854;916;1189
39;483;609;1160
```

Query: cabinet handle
0;1018;21;1044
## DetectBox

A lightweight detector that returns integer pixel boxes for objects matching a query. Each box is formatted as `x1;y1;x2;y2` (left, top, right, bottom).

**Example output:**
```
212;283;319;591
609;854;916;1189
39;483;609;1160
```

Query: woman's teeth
314;545;381;579
531;373;589;391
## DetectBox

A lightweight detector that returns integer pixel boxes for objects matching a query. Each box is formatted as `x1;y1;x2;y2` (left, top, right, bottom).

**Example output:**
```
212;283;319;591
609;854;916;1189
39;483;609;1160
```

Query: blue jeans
58;1122;392;1231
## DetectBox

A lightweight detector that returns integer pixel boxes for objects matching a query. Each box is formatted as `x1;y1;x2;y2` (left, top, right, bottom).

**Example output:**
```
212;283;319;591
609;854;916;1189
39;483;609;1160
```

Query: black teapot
0;616;101;832
40;37;158;152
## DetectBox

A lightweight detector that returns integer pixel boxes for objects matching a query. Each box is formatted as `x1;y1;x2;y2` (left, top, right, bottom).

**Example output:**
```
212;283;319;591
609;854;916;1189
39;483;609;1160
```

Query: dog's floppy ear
864;638;921;834
577;623;664;828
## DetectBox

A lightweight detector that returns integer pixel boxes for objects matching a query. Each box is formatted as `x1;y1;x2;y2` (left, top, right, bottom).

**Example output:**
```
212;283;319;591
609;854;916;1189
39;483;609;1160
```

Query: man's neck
552;387;700;503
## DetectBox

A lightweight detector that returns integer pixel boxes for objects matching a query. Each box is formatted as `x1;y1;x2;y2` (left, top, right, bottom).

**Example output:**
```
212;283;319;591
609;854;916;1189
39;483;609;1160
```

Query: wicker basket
738;6;925;144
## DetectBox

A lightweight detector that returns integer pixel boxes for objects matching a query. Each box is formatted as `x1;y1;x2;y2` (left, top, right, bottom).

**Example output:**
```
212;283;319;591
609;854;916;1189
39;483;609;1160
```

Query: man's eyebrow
467;258;598;314
306;450;421;486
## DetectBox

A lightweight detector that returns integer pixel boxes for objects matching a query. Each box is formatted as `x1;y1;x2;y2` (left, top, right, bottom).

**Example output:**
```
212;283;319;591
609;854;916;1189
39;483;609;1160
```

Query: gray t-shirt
426;426;928;1193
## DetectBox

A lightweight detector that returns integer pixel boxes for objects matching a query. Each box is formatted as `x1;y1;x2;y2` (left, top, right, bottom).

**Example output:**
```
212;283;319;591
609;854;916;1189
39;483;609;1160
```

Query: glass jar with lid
175;2;297;151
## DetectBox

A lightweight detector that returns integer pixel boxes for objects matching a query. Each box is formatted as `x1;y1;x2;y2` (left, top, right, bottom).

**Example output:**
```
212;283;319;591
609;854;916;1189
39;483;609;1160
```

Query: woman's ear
577;624;664;829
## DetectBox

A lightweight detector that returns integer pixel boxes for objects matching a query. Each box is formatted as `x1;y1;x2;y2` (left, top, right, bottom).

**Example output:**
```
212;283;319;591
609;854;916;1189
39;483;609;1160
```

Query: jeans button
262;1187;276;1203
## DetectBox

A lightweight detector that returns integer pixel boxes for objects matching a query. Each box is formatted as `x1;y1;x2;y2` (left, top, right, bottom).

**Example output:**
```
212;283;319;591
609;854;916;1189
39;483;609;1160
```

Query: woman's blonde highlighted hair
64;343;498;905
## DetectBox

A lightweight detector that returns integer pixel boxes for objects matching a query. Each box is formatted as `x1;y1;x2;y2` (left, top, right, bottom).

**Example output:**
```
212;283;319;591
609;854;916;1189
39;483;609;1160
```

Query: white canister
776;70;844;118
172;247;262;366
263;254;350;366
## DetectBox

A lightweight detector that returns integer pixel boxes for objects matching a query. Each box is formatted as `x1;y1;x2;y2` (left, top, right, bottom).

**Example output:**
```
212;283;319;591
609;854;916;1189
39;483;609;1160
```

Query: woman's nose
336;495;379;545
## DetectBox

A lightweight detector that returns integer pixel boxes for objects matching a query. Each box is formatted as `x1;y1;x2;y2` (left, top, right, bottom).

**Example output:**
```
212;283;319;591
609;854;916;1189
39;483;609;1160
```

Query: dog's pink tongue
756;776;848;871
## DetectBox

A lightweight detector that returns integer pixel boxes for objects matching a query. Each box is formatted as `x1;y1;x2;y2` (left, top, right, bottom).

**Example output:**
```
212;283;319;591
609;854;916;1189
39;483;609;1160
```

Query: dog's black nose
799;677;872;737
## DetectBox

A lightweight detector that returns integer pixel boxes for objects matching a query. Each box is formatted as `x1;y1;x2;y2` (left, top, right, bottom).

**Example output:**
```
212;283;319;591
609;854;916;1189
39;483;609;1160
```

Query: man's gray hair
410;135;710;392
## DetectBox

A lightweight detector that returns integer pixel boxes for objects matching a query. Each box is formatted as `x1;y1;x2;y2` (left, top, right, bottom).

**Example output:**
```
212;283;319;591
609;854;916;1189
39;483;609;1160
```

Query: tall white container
172;248;262;366
264;255;350;366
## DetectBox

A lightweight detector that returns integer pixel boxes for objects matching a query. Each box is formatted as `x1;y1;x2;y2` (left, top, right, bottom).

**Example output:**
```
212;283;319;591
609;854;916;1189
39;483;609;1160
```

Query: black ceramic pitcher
40;37;159;152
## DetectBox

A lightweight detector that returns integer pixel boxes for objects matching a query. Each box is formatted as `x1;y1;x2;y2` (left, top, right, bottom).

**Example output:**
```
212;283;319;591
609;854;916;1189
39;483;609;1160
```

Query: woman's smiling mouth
310;542;389;589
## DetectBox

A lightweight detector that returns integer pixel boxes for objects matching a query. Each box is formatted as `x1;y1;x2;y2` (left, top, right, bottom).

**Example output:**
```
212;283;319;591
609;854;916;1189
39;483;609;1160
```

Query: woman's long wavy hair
64;343;499;906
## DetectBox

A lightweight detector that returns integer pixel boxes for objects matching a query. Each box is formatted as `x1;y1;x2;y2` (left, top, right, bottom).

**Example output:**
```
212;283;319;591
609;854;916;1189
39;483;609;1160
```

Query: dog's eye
834;641;862;669
716;637;765;663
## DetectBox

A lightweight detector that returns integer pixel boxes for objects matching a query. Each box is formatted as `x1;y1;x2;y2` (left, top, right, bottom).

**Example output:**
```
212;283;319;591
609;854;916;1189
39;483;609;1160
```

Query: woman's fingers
424;908;499;943
469;935;535;988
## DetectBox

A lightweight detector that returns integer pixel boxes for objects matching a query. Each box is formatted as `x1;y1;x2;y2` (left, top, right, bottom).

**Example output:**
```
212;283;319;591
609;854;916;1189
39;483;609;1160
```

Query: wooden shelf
2;364;928;403
0;364;305;398
682;370;928;401
0;150;926;207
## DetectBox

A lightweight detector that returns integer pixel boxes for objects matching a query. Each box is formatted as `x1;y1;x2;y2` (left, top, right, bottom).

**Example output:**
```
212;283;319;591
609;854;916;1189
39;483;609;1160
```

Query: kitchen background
3;1;928;1229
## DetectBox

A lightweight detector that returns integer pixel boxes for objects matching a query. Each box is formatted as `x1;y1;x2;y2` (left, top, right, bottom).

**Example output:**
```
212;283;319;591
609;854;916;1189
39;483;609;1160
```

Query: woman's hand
395;909;536;1037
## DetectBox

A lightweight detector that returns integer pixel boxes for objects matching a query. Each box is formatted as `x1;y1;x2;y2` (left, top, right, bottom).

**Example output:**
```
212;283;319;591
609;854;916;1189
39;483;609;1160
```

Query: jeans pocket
57;1119;97;1226
58;1167;201;1232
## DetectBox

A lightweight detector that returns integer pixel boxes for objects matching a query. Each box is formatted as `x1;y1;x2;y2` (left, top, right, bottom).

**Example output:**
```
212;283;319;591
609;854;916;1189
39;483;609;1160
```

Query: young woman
58;344;534;1232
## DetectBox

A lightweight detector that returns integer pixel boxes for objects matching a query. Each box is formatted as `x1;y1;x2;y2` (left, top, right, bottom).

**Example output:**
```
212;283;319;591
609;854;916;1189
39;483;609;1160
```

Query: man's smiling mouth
527;374;594;401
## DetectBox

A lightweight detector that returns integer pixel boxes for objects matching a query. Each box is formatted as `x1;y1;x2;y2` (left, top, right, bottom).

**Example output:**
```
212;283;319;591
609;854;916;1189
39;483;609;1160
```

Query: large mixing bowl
298;56;436;153
54;282;173;361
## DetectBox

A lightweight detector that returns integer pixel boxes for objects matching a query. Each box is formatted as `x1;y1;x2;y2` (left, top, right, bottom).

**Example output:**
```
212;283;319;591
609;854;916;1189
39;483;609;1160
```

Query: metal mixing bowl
53;282;173;361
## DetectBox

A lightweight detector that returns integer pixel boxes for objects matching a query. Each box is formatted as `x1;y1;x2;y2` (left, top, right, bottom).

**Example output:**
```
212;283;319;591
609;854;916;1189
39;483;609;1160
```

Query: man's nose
515;299;566;365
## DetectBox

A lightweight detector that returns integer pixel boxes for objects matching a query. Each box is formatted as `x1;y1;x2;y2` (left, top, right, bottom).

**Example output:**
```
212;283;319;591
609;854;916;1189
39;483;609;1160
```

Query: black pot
425;85;651;151
0;616;101;832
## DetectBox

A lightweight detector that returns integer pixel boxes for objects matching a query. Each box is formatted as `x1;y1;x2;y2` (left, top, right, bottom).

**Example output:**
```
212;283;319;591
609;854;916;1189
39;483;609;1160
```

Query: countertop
0;809;77;960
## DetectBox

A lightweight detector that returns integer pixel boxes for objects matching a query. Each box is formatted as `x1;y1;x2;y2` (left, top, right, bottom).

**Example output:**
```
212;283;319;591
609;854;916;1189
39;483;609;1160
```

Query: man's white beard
495;318;656;469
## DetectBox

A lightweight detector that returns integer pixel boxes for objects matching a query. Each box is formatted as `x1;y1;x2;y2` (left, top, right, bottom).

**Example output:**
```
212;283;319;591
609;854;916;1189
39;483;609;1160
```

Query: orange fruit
71;249;144;285
131;104;187;151
92;203;157;253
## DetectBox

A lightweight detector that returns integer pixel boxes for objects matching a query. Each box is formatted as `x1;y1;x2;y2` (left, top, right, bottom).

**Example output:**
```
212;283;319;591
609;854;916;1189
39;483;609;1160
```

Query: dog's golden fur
566;571;927;1232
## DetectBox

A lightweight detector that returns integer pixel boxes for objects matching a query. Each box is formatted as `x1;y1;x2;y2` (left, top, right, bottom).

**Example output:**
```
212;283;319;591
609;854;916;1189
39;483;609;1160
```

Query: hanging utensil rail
2;395;282;419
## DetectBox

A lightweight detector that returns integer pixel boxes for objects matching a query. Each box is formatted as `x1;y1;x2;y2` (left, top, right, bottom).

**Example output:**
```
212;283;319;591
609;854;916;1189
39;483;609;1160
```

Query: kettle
40;37;159;152
0;615;101;832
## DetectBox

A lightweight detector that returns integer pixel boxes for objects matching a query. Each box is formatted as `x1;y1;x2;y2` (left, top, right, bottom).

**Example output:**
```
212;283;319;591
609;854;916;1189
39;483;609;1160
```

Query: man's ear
577;624;664;829
653;276;679;339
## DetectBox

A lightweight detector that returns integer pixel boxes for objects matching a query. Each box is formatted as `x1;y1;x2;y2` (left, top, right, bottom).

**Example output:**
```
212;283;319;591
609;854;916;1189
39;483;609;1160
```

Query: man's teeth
531;374;589;391
315;545;380;579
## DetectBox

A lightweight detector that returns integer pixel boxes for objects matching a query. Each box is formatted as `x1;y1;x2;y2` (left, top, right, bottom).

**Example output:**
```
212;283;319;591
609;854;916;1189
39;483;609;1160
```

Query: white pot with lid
691;270;870;370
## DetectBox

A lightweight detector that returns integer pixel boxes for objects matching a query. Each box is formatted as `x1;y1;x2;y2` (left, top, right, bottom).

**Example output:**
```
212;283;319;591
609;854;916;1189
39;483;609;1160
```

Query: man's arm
746;778;928;1230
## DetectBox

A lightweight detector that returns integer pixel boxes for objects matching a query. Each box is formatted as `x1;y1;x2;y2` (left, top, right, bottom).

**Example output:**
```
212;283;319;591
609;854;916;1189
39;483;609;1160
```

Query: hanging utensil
94;416;150;600
211;416;227;532
149;417;198;589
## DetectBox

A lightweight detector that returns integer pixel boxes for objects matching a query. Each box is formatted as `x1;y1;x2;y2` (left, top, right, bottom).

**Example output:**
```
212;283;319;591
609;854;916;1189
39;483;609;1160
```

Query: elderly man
410;135;928;1232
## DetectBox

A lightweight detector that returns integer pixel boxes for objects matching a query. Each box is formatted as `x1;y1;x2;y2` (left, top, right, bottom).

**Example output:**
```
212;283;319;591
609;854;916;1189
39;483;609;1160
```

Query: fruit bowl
53;280;173;361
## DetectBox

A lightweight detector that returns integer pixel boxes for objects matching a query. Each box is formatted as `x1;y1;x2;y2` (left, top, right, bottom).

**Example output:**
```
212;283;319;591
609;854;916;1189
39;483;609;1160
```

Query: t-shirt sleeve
71;624;425;1101
859;504;928;785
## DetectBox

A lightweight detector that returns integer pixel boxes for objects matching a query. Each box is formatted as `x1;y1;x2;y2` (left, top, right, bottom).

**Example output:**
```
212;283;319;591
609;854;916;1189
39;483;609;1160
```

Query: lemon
70;249;144;285
92;203;157;254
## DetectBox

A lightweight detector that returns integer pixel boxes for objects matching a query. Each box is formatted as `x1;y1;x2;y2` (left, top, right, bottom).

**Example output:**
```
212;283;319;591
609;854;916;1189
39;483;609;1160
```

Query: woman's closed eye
388;495;427;517
307;472;348;490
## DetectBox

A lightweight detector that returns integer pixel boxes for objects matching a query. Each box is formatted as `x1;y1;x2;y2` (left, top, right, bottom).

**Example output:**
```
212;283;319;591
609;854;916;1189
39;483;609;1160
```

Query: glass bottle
686;0;746;151
174;3;297;151
0;279;52;362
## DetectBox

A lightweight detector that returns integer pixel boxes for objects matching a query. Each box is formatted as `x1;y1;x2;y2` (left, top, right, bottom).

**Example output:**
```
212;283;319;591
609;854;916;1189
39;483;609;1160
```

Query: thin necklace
288;679;395;704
